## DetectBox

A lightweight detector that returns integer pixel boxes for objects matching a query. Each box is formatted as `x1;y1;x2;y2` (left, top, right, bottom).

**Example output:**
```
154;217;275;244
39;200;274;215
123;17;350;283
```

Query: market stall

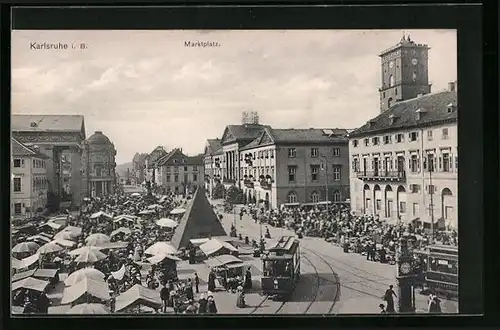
204;254;246;292
199;239;239;258
114;284;163;313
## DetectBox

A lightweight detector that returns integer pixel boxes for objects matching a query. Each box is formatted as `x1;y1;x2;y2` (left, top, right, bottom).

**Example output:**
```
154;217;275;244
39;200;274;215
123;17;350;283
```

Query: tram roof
268;236;299;252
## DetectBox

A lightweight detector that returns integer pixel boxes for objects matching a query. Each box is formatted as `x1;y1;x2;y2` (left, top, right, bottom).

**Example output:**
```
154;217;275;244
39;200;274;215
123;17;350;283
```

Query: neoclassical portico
12;115;86;206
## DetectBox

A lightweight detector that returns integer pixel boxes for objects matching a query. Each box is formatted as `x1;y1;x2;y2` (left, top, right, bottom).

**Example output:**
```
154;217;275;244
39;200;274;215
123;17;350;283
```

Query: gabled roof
349;90;457;138
146;146;168;167
240;127;348;150
157;149;204;167
186;154;204;165
170;187;227;250
12;114;86;137
206;139;222;154
221;124;270;145
11;138;49;159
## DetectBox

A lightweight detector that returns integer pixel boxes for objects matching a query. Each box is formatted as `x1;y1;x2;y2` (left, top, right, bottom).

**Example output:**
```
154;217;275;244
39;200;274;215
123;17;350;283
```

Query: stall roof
146;254;182;265
12;269;36;282
12;277;49;292
115;284;162;312
204;254;244;268
199;239;238;256
17;253;40;269
61;277;110;304
34;268;59;278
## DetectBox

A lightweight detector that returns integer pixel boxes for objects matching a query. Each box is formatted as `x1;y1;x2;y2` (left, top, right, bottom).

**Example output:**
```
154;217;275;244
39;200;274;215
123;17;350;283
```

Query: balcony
356;171;406;182
223;178;236;184
243;180;254;188
259;175;274;189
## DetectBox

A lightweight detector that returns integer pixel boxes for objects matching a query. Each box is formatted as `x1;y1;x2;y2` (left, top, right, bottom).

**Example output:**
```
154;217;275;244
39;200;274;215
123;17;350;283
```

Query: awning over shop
204;254;244;268
12;277;49;292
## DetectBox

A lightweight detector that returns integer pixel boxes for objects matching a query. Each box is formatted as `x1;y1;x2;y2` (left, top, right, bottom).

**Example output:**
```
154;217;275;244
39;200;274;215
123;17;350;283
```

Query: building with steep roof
144;146;168;184
81;131;117;198
348;83;458;229
237;127;350;209
11;138;50;218
170;186;227;250
132;153;148;184
11;114;86;207
154;148;204;195
203;139;224;196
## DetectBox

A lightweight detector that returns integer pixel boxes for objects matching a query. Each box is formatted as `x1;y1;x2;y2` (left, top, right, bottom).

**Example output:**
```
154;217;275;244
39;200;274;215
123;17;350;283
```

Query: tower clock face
400;262;412;275
412;58;418;65
389;61;394;68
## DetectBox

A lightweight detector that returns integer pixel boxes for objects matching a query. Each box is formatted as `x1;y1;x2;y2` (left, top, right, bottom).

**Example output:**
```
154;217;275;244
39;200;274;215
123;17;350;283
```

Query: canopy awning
61;277;110;304
115;284;162;312
199;239;238;257
111;265;126;281
12;277;49;292
146;254;182;265
16;253;41;269
204;254;244;268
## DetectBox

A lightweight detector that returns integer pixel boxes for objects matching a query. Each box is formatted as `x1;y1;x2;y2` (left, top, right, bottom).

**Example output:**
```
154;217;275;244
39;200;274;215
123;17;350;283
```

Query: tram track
302;247;385;300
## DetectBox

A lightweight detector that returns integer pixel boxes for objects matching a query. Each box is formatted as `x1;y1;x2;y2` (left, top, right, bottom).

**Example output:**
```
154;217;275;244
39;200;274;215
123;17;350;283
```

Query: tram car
413;244;458;300
260;236;300;297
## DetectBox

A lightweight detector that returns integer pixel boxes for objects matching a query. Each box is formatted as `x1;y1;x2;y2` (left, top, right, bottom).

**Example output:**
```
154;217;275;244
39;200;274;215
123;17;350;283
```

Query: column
225;152;229;179
70;146;82;206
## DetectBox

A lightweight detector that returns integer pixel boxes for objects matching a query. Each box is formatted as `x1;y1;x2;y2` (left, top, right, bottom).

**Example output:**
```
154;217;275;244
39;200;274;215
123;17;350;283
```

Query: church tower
378;33;432;112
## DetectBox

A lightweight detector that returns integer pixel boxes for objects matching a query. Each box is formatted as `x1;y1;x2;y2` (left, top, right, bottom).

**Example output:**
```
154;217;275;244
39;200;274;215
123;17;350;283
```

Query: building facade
379;34;432;113
144;146;168;183
11;114;86;206
155;148;204;195
203;139;223;196
238;127;350;209
11;138;50;218
132;152;148;184
81;131;117;198
349;84;458;229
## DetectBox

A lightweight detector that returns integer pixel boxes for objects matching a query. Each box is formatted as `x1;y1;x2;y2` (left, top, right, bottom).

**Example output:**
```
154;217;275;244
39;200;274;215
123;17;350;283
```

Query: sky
12;29;456;164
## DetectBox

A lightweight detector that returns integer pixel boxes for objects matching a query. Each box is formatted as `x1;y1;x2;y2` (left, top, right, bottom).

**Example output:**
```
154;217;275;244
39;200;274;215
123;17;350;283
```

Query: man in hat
198;293;208;314
194;272;200;294
160;283;170;312
244;267;252;290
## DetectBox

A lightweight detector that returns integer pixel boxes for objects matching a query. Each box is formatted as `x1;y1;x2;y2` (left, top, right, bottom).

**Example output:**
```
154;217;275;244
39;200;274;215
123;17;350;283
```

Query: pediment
221;127;235;144
259;130;274;145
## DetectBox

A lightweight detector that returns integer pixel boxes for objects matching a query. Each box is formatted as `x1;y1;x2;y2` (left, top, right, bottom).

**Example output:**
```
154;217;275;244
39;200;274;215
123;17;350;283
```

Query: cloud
11;30;457;164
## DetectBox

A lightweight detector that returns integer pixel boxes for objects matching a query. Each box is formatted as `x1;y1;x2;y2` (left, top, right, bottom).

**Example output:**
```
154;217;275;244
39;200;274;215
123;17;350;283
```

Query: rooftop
86;131;113;145
349;90;457;138
11;138;49;159
12;115;85;136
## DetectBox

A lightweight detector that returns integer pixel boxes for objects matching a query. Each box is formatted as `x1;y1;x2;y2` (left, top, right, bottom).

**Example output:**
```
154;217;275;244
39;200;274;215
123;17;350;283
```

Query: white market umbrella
37;242;64;254
66;303;110;314
131;193;141;197
64;268;106;286
73;249;107;264
54;231;78;241
170;208;186;215
85;233;111;247
13;242;40;254
144;242;177;256
155;218;178;228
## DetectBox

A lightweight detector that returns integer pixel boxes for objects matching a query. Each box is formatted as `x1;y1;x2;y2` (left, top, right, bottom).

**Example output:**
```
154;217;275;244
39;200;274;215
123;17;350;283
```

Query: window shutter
439;156;442;170
417;155;421;171
371;159;375;171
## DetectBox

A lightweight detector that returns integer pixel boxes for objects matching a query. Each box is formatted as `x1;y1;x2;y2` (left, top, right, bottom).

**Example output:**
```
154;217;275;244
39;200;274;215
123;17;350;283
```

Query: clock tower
378;33;432;112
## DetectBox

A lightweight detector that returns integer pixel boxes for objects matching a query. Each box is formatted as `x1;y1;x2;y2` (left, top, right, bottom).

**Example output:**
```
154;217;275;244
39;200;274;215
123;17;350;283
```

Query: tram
260;236;300;297
414;244;458;300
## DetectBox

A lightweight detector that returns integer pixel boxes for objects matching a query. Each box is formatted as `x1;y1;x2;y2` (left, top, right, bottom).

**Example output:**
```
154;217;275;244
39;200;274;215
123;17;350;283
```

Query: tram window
428;257;458;274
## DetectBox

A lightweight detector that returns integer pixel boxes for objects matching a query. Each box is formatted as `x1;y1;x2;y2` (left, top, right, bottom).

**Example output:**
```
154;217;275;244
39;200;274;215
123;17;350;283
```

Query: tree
226;186;245;204
212;183;226;199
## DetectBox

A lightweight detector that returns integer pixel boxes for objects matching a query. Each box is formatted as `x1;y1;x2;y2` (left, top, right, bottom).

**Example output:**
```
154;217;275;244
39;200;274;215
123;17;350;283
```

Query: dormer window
388;115;397;126
447;102;457;113
416;108;427;121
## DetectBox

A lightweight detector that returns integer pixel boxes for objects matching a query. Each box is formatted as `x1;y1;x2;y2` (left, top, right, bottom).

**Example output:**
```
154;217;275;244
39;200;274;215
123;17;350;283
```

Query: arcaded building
81;131;117;198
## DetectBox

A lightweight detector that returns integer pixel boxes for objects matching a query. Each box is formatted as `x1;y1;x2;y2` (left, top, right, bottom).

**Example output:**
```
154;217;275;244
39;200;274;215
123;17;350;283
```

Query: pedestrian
160;283;169;312
208;270;216;292
384;285;397;313
207;295;218;314
194;272;200;294
198;293;208;314
379;303;386;314
186;278;194;301
244;267;252;290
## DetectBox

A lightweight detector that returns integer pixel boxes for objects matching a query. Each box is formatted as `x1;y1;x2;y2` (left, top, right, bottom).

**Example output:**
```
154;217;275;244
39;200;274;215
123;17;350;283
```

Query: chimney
448;81;456;92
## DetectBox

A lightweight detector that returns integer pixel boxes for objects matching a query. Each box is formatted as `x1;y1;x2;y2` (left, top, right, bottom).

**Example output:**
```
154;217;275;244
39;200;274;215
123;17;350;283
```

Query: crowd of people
11;189;222;315
241;202;457;262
